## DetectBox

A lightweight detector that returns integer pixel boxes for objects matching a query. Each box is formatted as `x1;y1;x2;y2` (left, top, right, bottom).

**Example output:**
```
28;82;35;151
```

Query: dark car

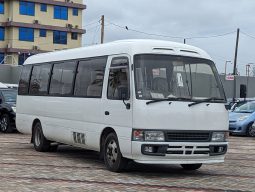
0;88;17;133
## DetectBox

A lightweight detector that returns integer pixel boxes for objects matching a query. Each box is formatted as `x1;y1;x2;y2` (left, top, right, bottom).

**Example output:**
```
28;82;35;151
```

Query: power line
240;30;255;40
105;19;236;40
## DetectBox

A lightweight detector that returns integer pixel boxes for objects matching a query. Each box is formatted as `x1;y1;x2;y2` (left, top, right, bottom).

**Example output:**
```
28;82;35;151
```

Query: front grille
165;131;210;142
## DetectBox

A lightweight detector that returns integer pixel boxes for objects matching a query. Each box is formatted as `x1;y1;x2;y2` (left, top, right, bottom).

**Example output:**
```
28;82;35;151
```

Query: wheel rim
34;126;42;147
0;117;8;132
249;126;255;137
106;139;118;166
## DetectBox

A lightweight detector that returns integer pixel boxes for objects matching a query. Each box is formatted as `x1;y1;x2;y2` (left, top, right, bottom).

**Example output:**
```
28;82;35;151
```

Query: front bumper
229;122;247;135
132;141;228;164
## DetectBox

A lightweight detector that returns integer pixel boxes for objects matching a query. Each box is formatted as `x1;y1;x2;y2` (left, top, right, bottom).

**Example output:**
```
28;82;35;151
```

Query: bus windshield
134;54;225;101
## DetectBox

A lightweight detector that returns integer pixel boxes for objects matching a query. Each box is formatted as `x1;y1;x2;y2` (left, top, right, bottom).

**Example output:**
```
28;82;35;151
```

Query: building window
71;32;78;40
0;2;4;14
20;1;35;16
19;27;34;42
54;6;68;20
40;4;47;12
0;53;5;64
53;31;67;44
72;8;78;16
0;27;4;41
40;29;47;37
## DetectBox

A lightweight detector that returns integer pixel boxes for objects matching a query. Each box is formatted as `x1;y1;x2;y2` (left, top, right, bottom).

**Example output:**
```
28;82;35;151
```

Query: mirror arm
122;98;130;110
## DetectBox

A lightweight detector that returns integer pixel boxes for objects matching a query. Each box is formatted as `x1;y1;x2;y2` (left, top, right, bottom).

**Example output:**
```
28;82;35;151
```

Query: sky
82;0;255;75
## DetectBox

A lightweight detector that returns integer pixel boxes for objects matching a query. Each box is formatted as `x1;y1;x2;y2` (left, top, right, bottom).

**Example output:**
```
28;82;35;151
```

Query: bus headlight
144;131;165;141
132;130;165;141
211;132;227;142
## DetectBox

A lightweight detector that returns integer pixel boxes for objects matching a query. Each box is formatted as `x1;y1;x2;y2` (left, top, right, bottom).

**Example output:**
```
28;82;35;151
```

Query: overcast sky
82;0;255;75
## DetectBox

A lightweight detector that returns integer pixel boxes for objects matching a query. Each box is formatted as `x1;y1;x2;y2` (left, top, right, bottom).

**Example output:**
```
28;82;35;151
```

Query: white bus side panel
17;96;105;151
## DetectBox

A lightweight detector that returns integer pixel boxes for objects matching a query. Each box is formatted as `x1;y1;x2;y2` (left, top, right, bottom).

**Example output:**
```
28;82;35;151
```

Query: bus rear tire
104;132;128;172
181;163;202;170
33;122;50;152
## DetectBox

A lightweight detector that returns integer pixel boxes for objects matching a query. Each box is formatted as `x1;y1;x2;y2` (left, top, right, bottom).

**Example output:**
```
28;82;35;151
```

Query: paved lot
0;133;254;192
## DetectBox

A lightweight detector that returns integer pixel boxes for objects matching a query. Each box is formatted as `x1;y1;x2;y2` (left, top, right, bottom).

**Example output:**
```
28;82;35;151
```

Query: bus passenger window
18;65;32;95
49;61;76;96
74;57;107;98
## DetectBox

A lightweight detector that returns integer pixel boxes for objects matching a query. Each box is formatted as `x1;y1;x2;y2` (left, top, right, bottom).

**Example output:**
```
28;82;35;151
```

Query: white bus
16;40;228;172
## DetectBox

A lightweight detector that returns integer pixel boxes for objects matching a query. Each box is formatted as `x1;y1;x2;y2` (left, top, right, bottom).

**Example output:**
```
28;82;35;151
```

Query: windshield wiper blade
146;97;191;105
188;97;224;107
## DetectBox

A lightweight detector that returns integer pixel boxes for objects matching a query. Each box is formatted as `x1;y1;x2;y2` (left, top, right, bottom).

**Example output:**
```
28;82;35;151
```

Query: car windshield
134;54;225;101
2;90;17;102
233;102;255;113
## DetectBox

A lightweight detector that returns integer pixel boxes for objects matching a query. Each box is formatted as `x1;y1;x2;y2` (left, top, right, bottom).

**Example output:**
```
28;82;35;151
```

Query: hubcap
0;117;8;132
249;126;255;137
106;139;118;166
34;126;42;147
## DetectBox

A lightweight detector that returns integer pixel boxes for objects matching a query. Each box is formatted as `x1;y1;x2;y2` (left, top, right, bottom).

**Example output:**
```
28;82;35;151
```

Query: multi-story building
0;0;86;65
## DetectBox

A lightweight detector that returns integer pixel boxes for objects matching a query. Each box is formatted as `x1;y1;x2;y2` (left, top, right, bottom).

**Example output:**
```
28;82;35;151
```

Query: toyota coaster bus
16;39;228;172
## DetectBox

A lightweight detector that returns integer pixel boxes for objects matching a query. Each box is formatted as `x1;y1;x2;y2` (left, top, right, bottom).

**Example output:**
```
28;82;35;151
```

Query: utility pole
232;28;240;102
100;15;105;44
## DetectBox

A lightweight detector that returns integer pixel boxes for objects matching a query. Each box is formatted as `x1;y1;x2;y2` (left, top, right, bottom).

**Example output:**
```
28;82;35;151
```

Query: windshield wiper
146;97;191;105
188;97;224;107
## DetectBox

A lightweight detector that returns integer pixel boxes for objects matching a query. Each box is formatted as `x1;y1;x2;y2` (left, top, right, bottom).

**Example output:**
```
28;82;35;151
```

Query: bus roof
24;39;212;65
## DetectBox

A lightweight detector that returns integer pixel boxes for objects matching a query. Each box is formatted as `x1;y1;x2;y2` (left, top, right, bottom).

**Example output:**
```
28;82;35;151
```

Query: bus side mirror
240;84;247;98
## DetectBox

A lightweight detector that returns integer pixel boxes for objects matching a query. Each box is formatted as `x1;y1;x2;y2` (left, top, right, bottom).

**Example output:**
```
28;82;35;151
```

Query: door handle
105;111;110;115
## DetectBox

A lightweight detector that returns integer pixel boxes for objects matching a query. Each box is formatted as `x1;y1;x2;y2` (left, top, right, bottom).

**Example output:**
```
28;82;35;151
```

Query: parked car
229;101;255;136
0;88;17;133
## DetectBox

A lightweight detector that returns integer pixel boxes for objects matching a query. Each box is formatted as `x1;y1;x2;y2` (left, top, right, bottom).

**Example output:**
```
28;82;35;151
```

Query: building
0;0;86;65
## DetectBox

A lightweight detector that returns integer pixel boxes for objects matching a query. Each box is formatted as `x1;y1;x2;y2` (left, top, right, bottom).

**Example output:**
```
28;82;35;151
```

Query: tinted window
71;32;78;40
18;65;32;95
107;57;129;100
54;6;68;20
40;29;46;37
0;2;4;14
53;31;67;44
19;27;34;42
74;57;107;97
0;27;4;41
30;64;52;95
40;4;47;12
2;90;17;102
20;1;35;16
49;61;76;96
72;8;78;16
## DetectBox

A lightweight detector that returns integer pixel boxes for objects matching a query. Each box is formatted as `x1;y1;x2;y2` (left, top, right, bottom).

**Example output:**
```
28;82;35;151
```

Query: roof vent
180;49;199;55
153;48;174;52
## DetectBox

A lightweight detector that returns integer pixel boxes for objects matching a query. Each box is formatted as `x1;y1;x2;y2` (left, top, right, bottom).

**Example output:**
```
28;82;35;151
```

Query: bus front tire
33;122;50;152
181;163;202;170
104;132;128;172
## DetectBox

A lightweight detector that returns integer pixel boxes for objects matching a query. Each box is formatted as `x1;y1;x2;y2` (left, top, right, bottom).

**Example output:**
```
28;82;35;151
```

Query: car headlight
211;132;227;142
11;106;16;113
238;115;249;121
132;130;165;141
